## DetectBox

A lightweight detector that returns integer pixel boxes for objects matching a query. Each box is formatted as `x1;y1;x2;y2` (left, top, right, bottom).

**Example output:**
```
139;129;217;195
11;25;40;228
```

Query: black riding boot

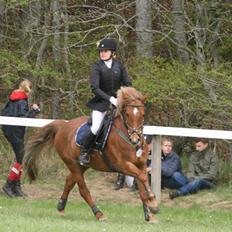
115;173;125;190
2;179;16;197
79;130;96;166
14;180;27;197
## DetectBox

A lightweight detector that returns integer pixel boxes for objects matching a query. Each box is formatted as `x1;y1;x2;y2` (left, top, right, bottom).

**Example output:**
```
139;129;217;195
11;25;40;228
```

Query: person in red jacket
1;79;40;197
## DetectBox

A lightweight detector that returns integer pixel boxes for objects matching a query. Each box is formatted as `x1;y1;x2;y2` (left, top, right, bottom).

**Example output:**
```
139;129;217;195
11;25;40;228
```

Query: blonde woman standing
1;79;40;197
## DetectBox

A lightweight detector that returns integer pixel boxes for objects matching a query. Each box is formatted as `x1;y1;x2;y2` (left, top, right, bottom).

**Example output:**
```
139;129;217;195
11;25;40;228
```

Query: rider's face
99;49;112;61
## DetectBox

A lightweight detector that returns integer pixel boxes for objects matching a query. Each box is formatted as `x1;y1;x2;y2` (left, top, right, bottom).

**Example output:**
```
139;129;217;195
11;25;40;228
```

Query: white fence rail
0;116;54;127
1;116;232;203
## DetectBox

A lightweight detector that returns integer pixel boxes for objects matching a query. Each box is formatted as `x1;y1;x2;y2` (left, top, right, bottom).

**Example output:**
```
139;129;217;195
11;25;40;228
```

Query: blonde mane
115;87;145;116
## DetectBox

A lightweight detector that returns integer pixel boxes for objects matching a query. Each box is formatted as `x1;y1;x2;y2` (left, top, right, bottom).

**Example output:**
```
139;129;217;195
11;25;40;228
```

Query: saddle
75;108;115;151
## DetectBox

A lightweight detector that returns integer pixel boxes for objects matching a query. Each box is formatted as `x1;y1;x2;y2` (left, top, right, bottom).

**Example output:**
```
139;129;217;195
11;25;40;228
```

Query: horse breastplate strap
114;126;137;148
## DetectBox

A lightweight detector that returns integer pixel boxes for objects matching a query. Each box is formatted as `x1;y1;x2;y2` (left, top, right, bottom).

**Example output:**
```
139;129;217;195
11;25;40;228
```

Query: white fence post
151;135;161;204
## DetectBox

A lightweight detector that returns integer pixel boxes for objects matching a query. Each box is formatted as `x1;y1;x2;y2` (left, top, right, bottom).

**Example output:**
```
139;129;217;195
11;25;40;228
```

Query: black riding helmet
97;38;117;52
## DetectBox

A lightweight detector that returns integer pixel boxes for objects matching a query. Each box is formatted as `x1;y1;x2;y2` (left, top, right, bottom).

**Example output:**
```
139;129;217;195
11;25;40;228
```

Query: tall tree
51;0;62;119
194;0;217;101
136;0;153;57
172;0;189;63
0;0;5;45
35;0;50;117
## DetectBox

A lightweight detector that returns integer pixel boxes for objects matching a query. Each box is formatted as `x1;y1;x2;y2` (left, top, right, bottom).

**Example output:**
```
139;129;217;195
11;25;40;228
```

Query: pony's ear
121;87;130;99
141;94;147;103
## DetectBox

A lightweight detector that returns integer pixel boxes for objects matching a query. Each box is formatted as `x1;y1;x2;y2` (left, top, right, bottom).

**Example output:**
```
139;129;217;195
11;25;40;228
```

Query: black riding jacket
1;90;36;143
86;59;132;112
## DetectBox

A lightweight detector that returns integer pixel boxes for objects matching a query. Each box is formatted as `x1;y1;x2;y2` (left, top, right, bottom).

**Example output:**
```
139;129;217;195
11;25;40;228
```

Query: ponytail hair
19;79;33;93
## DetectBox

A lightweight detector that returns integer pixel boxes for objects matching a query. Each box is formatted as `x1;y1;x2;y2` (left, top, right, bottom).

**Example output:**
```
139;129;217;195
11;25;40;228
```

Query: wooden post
151;135;161;204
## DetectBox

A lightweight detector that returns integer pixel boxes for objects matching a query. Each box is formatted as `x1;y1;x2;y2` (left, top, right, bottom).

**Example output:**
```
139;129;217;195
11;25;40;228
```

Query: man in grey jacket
169;138;219;199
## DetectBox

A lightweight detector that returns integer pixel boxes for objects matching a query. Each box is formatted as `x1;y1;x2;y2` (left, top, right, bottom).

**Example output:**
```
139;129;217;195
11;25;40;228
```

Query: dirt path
1;172;232;211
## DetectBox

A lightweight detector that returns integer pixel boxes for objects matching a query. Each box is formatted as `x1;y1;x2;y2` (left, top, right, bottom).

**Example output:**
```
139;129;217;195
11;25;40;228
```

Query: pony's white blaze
133;107;139;115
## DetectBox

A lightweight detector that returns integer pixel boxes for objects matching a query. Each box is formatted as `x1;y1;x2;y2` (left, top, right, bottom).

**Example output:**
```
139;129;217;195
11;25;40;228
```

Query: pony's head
117;87;146;145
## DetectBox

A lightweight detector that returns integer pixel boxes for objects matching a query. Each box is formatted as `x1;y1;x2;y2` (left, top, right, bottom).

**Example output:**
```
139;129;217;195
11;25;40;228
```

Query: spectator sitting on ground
161;136;188;190
169;138;219;199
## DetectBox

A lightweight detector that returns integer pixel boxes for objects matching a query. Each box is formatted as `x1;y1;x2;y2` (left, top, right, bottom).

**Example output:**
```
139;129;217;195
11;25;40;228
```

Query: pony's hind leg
57;173;76;215
75;169;107;221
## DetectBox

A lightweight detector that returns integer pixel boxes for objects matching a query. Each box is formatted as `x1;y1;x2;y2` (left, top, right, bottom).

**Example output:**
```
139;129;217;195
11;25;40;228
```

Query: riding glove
110;97;118;107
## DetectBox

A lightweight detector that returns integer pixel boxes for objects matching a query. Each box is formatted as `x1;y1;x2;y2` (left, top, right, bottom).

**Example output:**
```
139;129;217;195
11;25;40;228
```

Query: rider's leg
79;111;106;165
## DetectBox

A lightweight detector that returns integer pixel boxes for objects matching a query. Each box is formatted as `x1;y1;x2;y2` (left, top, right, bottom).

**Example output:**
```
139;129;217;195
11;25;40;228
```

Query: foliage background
0;1;232;177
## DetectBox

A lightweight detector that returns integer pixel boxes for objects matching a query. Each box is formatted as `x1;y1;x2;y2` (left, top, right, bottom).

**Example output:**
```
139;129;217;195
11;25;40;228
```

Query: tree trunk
136;0;153;57
194;1;217;102
63;0;74;113
51;0;62;119
172;0;189;63
22;1;42;60
208;0;222;68
35;0;51;117
0;0;5;45
36;1;49;70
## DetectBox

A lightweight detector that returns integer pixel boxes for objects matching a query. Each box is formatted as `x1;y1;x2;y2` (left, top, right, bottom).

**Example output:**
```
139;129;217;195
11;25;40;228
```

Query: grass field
1;185;232;232
1;139;232;232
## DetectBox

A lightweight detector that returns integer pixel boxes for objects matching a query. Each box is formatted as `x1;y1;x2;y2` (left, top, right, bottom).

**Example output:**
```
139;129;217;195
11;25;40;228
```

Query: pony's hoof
148;215;158;224
95;212;107;221
58;210;65;217
98;215;107;221
145;214;158;224
149;206;160;214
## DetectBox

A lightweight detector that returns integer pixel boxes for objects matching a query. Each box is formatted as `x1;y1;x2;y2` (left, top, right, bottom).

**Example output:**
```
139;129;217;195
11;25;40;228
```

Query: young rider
79;38;132;166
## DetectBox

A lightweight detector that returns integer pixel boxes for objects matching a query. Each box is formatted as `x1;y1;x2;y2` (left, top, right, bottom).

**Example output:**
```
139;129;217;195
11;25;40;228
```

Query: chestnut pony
24;87;159;223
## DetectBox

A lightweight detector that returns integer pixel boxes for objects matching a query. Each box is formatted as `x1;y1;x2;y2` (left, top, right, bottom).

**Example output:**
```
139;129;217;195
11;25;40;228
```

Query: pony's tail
24;120;65;182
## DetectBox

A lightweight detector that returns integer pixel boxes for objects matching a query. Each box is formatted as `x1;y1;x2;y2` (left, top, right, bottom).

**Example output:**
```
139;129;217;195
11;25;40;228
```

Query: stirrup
79;153;90;166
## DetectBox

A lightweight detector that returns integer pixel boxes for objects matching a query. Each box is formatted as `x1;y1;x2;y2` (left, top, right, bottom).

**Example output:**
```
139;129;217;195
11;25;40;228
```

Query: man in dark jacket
1;79;40;197
161;137;188;189
169;138;219;199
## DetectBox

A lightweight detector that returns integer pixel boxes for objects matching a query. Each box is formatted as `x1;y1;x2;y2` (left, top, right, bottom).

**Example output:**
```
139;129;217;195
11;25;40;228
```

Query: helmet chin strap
103;57;113;62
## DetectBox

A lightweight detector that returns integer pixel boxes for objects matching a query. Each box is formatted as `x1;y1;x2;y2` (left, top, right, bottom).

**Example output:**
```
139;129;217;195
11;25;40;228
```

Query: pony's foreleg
123;162;154;199
134;180;158;223
122;163;159;217
136;178;159;216
57;173;76;214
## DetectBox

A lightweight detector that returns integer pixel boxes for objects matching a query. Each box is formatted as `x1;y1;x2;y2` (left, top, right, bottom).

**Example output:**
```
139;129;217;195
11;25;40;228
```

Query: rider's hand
110;97;118;107
31;104;40;113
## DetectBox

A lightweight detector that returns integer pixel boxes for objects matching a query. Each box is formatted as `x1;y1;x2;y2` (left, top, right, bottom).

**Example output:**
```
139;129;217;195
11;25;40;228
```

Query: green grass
1;137;232;231
0;195;232;232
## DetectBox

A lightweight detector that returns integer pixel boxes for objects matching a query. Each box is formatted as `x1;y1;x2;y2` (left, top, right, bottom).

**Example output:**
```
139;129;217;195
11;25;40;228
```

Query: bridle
121;100;145;145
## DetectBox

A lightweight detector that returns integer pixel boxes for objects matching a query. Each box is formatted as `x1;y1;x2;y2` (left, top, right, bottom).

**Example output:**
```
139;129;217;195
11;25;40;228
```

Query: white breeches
90;110;106;135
